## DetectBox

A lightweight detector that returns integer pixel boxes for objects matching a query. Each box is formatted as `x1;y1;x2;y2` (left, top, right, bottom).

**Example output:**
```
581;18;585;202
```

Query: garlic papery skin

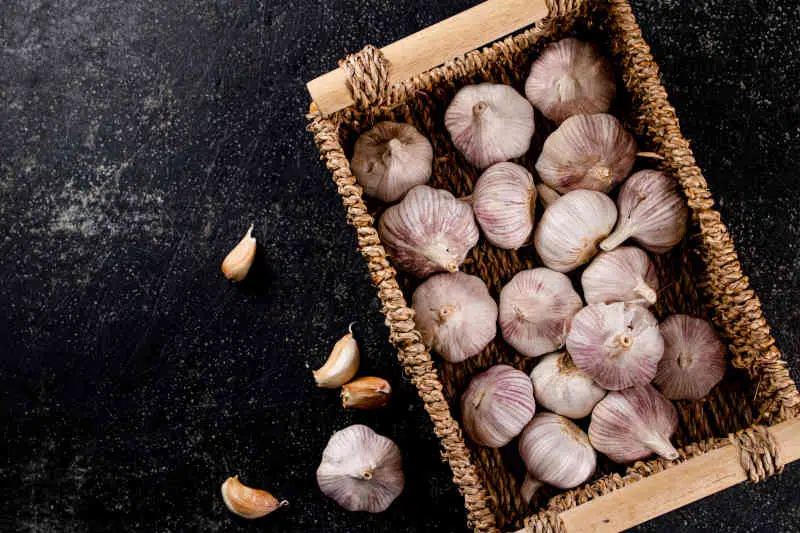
351;121;433;203
533;190;617;272
653;315;726;400
536;182;561;209
460;365;536;448
222;225;257;282
445;83;535;169
589;384;679;463
317;424;404;513
412;272;497;363
221;476;288;519
378;185;480;278
314;324;360;388
566;302;664;391
530;351;606;419
341;377;392;409
581;246;659;306
518;413;596;496
472;162;537;250
525;38;616;124
600;170;689;254
535;114;637;194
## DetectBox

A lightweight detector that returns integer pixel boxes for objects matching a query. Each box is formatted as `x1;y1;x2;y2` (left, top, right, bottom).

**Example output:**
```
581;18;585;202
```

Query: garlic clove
472;162;537;250
351;121;434;203
530;351;606;419
581;246;659;306
600;170;689;254
221;225;257;282
378;185;479;278
460;365;536;448
525;38;616;124
412;272;497;363
220;476;288;519
313;323;360;388
533;190;617;272
653;314;727;400
445;83;535;169
499;268;583;358
536;182;561;209
341;377;392;409
589;384;679;463
317;424;404;513
567;302;664;391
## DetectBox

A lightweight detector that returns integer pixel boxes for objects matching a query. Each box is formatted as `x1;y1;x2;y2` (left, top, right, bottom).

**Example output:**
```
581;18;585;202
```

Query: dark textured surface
1;1;798;532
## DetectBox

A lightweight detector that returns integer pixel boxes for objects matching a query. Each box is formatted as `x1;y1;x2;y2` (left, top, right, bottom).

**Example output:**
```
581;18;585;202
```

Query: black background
2;1;799;532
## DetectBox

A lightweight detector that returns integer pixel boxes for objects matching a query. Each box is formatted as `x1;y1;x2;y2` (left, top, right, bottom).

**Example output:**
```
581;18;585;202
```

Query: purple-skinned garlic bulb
472;162;537;250
581;246;659;306
530;351;607;419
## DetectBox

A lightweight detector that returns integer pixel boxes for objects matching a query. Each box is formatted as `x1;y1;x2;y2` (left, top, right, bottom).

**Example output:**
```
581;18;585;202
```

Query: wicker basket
306;1;800;531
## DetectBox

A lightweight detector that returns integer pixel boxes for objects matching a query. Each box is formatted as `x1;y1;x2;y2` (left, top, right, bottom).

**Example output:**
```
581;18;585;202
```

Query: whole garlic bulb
379;185;479;278
317;425;404;513
567;302;664;390
499;268;583;358
533;190;617;272
601;170;689;254
530;351;606;419
535;114;637;194
525;38;616;124
461;365;536;448
589;384;679;463
445;83;535;169
472;162;537;250
653;314;726;400
581;246;659;306
351;121;434;202
412;272;498;363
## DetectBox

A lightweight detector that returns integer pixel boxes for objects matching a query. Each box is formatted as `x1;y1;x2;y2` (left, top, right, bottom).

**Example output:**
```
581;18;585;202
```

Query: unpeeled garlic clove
472;162;537;250
412;272;497;363
536;182;561;209
314;323;359;388
530;351;606;419
445;83;535;169
600;170;689;253
351;121;433;202
652;314;726;400
499;268;583;358
341;377;392;409
581;246;659;306
533;190;617;272
589;384;679;463
222;225;257;282
221;476;288;519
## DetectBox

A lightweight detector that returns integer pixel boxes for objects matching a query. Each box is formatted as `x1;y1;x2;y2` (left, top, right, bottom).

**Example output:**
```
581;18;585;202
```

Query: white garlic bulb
518;413;596;497
567;302;664;391
601;170;689;253
589;384;679;463
445;83;535;169
653;314;726;400
525;38;616;124
461;365;536;448
530;351;606;419
581;246;659;306
412;272;498;363
379;185;479;278
317;425;404;513
536;182;561;209
499;268;583;358
533;190;617;272
472;162;537;250
351;121;434;202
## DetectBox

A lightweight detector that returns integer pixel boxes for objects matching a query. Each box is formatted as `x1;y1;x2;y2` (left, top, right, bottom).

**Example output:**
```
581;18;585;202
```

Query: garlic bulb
221;476;288;519
567;302;664;390
525;38;616;124
472;162;537;250
589;384;679;463
499;268;582;358
379;185;479;278
530;351;606;419
536;182;561;209
351;121;433;202
533;190;617;272
461;365;536;448
518;413;596;497
317;424;404;513
601;170;689;253
653;314;726;400
222;225;257;282
314;323;359;388
581;246;659;306
445;83;535;169
412;272;497;363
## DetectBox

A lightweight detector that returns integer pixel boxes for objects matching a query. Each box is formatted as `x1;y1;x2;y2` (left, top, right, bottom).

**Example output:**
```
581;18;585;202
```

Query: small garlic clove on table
581;246;660;306
221;225;257;282
341;377;392;409
530;351;606;419
472;162;537;250
313;323;360;388
220;476;288;519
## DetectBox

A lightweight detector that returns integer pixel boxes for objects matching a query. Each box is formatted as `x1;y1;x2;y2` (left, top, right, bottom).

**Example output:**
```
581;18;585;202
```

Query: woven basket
306;1;800;531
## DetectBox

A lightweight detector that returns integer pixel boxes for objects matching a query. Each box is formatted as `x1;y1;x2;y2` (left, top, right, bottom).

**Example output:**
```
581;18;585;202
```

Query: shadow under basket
306;1;800;531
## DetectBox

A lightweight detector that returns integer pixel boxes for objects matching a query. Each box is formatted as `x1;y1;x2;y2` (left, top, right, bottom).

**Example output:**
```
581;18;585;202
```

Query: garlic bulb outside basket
472;162;537;250
530;351;606;419
581;246;659;306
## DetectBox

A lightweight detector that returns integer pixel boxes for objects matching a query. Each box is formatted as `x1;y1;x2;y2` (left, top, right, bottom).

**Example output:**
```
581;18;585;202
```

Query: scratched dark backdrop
1;1;799;532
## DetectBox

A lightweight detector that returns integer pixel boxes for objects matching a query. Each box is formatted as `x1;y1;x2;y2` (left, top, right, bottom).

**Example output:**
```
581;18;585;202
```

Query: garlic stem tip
348;321;357;335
